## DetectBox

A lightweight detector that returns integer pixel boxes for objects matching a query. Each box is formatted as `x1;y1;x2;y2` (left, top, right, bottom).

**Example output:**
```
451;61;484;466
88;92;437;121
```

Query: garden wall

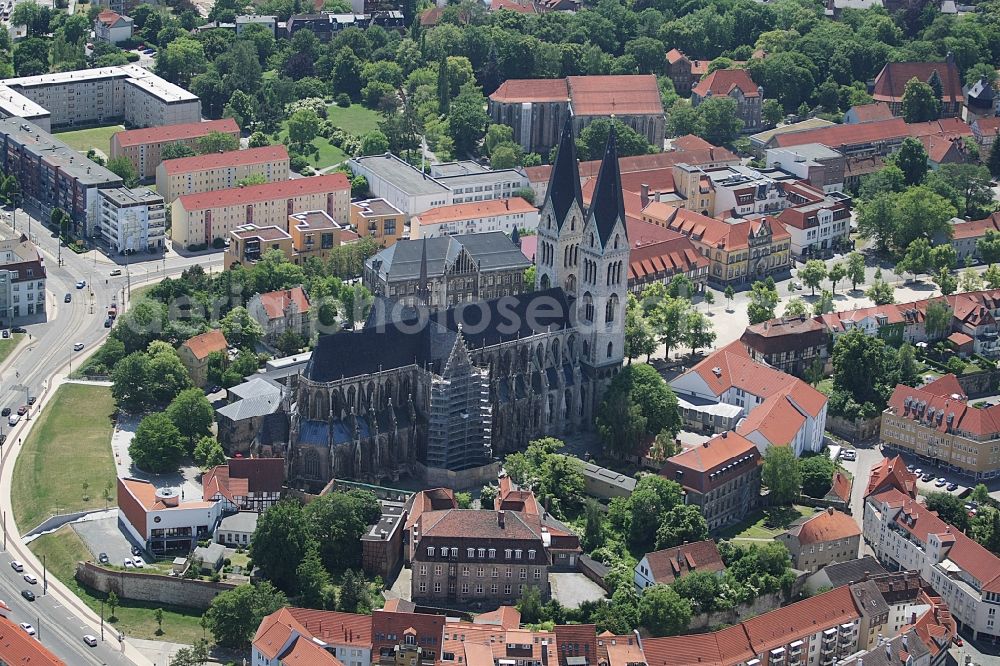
686;573;808;631
75;561;237;610
826;414;880;444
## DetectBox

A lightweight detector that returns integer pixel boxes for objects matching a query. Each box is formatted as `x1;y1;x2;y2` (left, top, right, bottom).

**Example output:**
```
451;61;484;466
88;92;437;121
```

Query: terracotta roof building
178;329;228;387
626;224;709;295
155;145;290;203
0;612;65;665
94;9;133;44
972;116;1000;150
248;286;312;347
117;477;222;554
659;431;762;530
872;56;964;117
634;539;725;589
946;211;1000;264
691;69;763;132
740;314;830;378
488;75;664;155
664;49;752;100
253;607;372;666
411;197;539;239
202;457;284;512
111;118;240;179
843;102;895;124
778;507;861;572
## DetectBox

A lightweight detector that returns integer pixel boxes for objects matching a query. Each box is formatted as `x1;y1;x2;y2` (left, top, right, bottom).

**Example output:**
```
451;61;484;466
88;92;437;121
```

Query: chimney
827;506;834;515
911;612;917;625
498;510;505;529
885;642;891;659
640;183;650;208
902;634;908;650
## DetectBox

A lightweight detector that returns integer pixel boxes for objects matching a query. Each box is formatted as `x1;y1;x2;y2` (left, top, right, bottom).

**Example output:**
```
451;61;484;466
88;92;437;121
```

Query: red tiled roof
873;61;963;105
919;134;965;164
922;373;966;399
887;382;1000;440
907;117;973;138
951;212;1000;240
829;471;852;503
554;624;598;663
974;117;1000;135
628;232;708;284
489;78;569;103
404;488;457;531
475;606;521;629
947;331;974;347
414;198;536;226
285;608;372;647
419;6;443;25
419;509;542;541
665;48;688;65
848;102;894;123
735;391;808;447
203;458;284;502
643;203;790;252
97;9;125;26
642;539;725;585
182;329;228;360
489;0;535;13
773;118;910;150
161;145;289;176
114;118;239;148
0;614;65;665
740;316;828;355
692;69;760;99
177;174;349;211
661;431;760;494
672;134;713;151
864;455;918;498
785;507;860;545
257;286;310;320
524;147;738;185
567;75;663;116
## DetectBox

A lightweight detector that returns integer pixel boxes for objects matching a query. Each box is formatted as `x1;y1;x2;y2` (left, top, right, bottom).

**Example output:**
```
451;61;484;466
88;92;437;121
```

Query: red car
953;637;964;646
16;405;27;416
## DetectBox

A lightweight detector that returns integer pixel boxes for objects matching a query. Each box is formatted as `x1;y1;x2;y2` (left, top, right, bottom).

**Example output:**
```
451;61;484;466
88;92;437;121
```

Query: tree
978;232;1000;265
813;289;834;315
704;289;715;309
762;99;783;127
893;137;929;186
667;101;703;138
934;268;957;296
961;268;984;293
576;119;651;161
166;388;214;449
538;455;585;515
747;280;779;324
624;295;656;363
196;131;239;155
683;310;715;355
248;132;270;149
583;499;604;551
866;279;895;305
988;139;1000;179
11;1;49;36
169;640;211;666
206;583;287;649
724;285;735;310
448;83;490;157
221;308;262;349
436;53;450;114
154;608;164;635
896;238;933;277
638;585;692;637
107;591;119;621
287;108;321;147
925;492;971;532
901;77;939;122
784;298;809;317
129;413;186;473
800;455;835;498
622;475;683;552
596;364;681;458
799;260;827;296
857;194;899;254
831;330;899;418
161;143;196;160
986;264;1000;289
490;142;524;169
338;569;371;613
111;351;151;412
518;587;544;624
828;263;846;295
655;504;708;549
648;295;691;359
305;490;381;574
156;37;208;88
297;545;332;609
223;90;255;130
697;96;743;146
193;436;226;470
106;156;139;188
360;130;389;156
762;446;801;504
898;343;920;386
147;345;192;405
925;300;953;340
250;500;315;593
846;252;866;292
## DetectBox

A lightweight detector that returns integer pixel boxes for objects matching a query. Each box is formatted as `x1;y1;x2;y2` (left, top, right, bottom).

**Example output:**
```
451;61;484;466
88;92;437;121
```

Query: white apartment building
98;187;166;253
0;237;45;322
411;197;539;239
0;65;200;132
864;488;1000;642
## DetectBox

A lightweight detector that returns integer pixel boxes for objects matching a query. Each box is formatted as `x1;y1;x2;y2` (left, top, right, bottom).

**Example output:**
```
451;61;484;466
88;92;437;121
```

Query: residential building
0;611;65;665
155;145;290;203
843;102;895;125
804;555;889;594
117;477;221;554
349;154;529;218
177;329;228;387
920;133;973;168
362;500;406;579
223;224;294;269
372;605;445;666
626;226;710;295
766;144;846;192
202;456;284;512
170;173;351;248
411;509;553;605
971;117;1000;150
411;198;539;239
872;57;964;118
0;64;199;133
253;608;372;666
235;13;277;35
946;212;1000;263
740;315;829;378
865;455;918;499
669;341;829;456
881;377;1000;480
581;462;636;499
488;75;665;155
214;511;258;548
767;118;911;157
248;286;311;346
690;69;763;132
641;203;792;287
111;118;241;180
777;507;861;572
634;539;725;590
350;198;404;247
363;232;531;309
0;118;122;236
659;431;762;530
864;487;999;641
775;182;853;258
215;377;286;454
0;236;45;322
288;210;358;263
94;9;133;43
97;186;166;253
665;48;717;97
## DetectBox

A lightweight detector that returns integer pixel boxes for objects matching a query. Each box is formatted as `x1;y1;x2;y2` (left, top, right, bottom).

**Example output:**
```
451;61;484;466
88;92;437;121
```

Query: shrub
336;93;351;107
289;155;310;173
188;243;207;251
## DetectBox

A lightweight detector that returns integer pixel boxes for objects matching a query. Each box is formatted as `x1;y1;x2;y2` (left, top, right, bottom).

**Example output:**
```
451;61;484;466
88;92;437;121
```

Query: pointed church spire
510;226;521;247
588;123;627;246
418;237;429;302
544;116;583;228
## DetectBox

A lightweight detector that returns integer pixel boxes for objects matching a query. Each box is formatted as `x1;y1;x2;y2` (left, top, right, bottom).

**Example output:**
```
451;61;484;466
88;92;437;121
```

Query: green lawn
716;505;816;541
327;103;381;134
11;384;117;532
53;124;124;157
0;333;24;365
28;527;208;643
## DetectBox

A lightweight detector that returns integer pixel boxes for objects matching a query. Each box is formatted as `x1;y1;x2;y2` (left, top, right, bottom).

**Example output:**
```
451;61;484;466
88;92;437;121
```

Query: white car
841;450;857;461
73;342;84;352
123;559;134;568
131;557;144;568
9;560;22;572
19;623;34;636
22;573;36;585
83;635;98;647
935;477;948;487
7;414;18;427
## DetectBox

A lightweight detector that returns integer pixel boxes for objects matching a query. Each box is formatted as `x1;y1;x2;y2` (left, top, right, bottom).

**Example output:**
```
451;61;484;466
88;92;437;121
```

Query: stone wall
75;561;237;611
956;369;1000;398
827;414;880;443
416;461;502;490
686;573;808;631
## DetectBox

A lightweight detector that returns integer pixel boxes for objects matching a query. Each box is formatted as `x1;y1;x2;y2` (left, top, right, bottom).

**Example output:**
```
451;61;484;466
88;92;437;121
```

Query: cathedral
270;121;630;491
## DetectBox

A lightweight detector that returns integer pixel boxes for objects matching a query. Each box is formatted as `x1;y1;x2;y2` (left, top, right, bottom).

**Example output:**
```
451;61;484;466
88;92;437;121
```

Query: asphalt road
0;209;221;665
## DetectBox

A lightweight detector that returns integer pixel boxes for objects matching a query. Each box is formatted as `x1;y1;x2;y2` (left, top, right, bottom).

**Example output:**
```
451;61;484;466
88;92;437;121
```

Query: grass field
716;505;816;542
277;128;350;170
29;527;208;643
327;103;381;134
11;384;117;532
53;125;124;157
0;333;24;365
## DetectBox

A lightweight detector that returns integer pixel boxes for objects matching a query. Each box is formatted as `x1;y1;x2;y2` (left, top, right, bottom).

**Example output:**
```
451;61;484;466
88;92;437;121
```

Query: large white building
117;477;222;554
98;187;166;253
864;487;1000;642
0;237;45;323
0;65;200;132
411;197;539;239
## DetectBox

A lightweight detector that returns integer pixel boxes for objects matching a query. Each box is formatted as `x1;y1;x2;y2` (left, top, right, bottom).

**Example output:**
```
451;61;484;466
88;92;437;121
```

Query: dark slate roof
587;126;627;247
821;555;888;588
545;117;583;227
367;232;530;282
306;288;575;381
852;630;929;666
256;411;289;446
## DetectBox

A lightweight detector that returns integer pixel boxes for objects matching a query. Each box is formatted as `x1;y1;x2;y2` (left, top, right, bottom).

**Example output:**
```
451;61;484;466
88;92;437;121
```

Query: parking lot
71;513;137;567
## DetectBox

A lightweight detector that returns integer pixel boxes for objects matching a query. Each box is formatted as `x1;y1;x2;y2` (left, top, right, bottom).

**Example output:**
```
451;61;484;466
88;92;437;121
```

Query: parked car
109;269;122;276
914;468;923;475
73;342;84;351
2;408;11;417
22;573;36;585
19;623;34;635
64;293;71;303
20;590;33;602
954;637;964;646
935;477;948;487
11;327;26;334
26;396;35;405
131;557;144;568
841;449;856;461
1;330;8;338
948;482;960;491
123;559;134;569
104;318;112;328
16;406;26;416
131;546;141;556
7;414;18;427
10;560;22;572
98;552;108;564
921;472;934;482
83;635;98;647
